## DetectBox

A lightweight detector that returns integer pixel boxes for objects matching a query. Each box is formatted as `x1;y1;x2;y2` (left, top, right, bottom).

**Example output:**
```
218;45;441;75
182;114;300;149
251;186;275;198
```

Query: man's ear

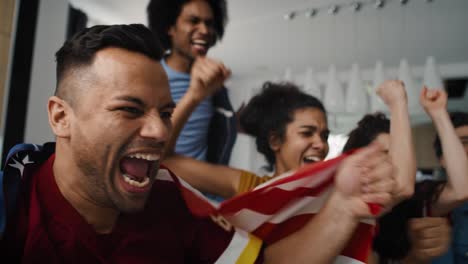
48;96;72;138
268;132;281;152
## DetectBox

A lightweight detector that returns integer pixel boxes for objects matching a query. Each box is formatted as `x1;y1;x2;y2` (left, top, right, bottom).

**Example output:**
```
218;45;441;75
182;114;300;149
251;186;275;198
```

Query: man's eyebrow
114;96;145;107
459;136;468;141
114;96;175;109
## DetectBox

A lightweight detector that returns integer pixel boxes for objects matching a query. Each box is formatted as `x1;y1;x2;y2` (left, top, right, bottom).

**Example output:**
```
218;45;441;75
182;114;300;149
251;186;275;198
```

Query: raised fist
376;80;408;109
188;57;231;102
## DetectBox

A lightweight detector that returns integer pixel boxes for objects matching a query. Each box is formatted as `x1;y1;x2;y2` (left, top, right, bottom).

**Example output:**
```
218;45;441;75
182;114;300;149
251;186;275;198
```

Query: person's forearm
263;192;360;264
389;102;416;201
163;154;241;198
164;91;201;158
431;110;468;215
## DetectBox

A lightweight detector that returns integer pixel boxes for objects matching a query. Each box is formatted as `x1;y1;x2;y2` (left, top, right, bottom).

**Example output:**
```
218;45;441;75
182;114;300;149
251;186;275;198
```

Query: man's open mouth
119;153;160;190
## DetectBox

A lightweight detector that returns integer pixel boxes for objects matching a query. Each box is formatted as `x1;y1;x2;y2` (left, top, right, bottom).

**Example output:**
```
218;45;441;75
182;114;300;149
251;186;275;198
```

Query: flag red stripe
219;176;335;215
253;214;314;244
253;153;349;188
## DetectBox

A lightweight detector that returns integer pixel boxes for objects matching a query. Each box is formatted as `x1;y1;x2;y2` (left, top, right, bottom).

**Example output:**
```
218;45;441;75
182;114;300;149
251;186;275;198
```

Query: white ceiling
69;0;468;80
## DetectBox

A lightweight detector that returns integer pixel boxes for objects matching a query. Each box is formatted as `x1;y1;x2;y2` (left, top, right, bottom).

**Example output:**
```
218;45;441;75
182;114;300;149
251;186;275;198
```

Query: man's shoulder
3;143;55;166
1;142;55;183
0;142;55;238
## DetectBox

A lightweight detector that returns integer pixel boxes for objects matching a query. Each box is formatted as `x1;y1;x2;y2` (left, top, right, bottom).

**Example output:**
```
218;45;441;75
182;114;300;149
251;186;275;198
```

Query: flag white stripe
266;189;331;224
156;169;173;181
226;188;374;232
214;228;251;264
226;195;325;231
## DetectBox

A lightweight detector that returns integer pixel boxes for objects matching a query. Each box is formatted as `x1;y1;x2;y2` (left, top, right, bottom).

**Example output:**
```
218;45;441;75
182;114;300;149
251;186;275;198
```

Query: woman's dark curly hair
342;112;390;152
147;0;228;51
239;82;326;171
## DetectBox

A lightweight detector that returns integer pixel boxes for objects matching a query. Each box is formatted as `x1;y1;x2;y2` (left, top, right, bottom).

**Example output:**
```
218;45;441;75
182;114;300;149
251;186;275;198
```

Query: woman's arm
163;154;242;198
377;80;416;201
420;87;468;216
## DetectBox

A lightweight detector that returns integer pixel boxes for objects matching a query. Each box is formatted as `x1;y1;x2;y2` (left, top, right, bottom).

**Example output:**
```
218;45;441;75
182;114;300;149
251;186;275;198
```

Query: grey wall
24;0;69;144
212;0;468;172
211;0;468;78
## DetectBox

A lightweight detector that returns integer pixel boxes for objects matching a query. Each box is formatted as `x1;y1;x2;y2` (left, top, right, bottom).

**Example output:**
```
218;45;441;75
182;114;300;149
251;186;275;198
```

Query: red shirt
1;155;241;263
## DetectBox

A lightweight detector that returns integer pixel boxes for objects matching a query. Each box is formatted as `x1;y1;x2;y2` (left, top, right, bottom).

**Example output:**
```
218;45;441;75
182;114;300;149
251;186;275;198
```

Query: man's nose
140;115;170;142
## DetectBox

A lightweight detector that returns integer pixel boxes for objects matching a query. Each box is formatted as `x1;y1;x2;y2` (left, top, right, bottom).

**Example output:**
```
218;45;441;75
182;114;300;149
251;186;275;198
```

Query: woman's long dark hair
239;82;326;172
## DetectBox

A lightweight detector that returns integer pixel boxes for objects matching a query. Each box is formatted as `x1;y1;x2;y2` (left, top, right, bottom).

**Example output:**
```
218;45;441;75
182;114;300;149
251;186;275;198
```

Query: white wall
24;0;69;144
211;0;468;78
217;0;468;172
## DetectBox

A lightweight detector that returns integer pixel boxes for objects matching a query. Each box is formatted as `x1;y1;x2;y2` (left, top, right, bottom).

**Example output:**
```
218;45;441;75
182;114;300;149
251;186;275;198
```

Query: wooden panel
0;0;15;34
413;123;439;169
0;0;15;122
1;33;11;118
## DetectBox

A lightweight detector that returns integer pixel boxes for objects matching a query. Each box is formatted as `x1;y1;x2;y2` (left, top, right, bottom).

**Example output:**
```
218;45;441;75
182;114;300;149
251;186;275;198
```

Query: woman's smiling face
272;107;330;176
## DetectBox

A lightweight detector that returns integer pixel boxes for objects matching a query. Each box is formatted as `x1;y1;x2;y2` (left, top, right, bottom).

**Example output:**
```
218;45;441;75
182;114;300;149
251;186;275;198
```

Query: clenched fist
403;217;451;263
188;57;231;102
419;86;448;118
376;80;408;109
334;143;396;219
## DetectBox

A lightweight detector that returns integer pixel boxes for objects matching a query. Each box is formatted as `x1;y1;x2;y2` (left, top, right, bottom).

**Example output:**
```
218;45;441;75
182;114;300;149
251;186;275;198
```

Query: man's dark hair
342;112;390;152
433;111;468;159
147;0;228;51
239;82;327;171
55;24;164;99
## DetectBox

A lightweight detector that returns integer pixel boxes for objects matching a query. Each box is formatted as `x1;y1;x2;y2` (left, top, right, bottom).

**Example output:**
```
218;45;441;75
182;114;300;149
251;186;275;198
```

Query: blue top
161;60;214;161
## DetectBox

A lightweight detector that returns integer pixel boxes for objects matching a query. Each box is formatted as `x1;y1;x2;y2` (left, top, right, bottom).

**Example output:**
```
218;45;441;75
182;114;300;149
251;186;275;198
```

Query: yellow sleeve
237;171;272;195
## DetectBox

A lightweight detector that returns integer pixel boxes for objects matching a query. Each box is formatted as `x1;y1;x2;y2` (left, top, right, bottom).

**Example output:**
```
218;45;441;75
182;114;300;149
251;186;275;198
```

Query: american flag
158;153;378;264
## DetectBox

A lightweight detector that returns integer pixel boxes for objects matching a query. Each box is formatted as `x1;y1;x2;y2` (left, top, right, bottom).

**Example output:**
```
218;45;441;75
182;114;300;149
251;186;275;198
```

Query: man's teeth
122;173;150;188
127;153;159;161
